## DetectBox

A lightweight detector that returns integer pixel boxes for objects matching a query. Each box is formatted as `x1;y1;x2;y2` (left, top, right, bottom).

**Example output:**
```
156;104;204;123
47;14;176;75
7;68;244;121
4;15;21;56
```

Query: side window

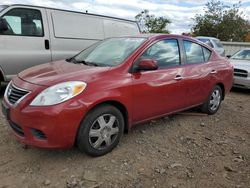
202;47;211;61
141;39;180;68
0;8;43;37
184;40;204;64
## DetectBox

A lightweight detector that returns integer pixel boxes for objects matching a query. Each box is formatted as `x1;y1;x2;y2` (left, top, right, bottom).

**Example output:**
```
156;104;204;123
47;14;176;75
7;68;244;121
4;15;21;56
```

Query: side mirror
137;59;158;71
0;18;8;32
226;55;231;58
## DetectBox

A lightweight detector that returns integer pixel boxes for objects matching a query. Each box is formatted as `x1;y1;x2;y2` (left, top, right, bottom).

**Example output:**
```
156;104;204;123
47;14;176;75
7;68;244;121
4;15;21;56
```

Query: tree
135;9;171;33
192;0;249;41
244;32;250;42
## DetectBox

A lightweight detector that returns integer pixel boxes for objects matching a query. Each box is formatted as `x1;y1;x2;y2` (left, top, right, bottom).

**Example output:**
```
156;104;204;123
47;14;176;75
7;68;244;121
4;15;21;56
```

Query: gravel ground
0;87;249;188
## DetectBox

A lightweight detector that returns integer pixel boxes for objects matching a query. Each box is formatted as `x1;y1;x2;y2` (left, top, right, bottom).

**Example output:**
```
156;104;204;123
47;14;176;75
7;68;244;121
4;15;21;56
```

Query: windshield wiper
67;57;98;66
79;61;99;66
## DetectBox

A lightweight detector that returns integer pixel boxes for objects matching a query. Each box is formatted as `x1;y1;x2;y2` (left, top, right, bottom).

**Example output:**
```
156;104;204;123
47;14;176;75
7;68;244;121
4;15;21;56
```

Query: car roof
110;34;212;49
196;36;220;41
238;48;250;51
120;33;196;40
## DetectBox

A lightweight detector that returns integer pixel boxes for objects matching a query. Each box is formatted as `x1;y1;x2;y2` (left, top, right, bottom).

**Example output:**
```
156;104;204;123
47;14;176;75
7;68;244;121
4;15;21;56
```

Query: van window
0;8;43;36
52;12;104;40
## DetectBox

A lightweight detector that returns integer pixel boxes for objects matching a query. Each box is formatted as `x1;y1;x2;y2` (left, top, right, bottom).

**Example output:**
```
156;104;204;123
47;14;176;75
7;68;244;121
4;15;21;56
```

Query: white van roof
3;4;138;24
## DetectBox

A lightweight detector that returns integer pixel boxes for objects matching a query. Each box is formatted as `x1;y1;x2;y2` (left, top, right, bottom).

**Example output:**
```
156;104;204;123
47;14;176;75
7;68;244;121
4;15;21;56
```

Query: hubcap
89;114;119;150
209;89;221;111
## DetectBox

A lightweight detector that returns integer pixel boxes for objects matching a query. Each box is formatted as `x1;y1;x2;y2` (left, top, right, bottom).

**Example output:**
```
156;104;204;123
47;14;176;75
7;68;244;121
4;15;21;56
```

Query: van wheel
201;85;222;115
77;104;124;157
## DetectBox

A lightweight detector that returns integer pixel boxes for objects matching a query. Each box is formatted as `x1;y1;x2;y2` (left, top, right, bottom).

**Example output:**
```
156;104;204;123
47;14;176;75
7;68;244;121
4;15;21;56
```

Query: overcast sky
2;0;250;33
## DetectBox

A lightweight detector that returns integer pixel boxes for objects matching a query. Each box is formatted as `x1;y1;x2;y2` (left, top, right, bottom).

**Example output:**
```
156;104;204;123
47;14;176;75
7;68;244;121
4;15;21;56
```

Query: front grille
9;121;24;136
6;84;29;105
234;68;248;78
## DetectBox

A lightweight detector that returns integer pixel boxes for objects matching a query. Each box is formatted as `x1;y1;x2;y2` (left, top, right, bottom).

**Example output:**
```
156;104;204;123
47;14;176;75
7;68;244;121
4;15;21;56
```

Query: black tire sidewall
204;86;222;115
77;105;124;156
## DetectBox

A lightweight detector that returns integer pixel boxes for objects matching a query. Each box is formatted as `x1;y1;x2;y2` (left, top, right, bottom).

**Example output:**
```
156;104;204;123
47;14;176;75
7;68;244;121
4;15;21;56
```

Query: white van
0;4;140;84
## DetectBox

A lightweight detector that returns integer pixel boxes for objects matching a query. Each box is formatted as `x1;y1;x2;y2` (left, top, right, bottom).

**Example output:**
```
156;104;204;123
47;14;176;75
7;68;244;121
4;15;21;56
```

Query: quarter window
0;8;43;36
184;41;206;64
140;39;180;68
202;47;211;61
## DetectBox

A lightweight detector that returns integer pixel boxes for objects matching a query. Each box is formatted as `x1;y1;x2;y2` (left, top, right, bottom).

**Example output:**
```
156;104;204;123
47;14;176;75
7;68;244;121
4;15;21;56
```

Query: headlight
30;81;87;106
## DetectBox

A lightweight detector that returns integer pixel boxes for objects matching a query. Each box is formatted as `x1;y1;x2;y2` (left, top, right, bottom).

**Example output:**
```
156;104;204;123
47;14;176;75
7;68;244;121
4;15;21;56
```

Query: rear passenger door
0;6;51;79
182;40;214;106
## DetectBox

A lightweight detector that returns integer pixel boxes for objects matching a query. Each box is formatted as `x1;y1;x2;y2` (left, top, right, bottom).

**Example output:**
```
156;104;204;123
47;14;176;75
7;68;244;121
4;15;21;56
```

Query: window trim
0;7;45;37
183;39;211;65
131;38;182;72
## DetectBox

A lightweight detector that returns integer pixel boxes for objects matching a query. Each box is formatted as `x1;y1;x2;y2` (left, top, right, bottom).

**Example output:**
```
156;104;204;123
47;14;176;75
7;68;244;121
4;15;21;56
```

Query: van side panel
52;11;104;40
47;9;102;61
103;19;139;38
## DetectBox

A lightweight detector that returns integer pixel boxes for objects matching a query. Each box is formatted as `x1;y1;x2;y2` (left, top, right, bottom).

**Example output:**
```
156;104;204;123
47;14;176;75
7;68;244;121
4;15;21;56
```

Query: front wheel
201;85;222;115
77;104;124;156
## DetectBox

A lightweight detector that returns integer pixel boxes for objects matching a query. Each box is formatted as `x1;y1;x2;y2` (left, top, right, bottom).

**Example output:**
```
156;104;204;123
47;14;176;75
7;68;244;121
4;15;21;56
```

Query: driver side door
131;38;187;123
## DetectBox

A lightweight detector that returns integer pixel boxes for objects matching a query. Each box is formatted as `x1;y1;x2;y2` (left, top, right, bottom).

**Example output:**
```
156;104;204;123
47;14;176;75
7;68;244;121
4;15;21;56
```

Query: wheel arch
85;100;130;133
216;82;225;100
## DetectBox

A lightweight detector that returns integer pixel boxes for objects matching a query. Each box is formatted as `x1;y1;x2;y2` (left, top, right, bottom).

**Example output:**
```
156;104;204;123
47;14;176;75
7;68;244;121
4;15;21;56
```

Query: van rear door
0;6;51;80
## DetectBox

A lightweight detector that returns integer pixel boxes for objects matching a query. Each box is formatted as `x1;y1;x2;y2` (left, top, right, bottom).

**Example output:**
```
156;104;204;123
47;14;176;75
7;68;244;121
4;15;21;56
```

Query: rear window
197;38;210;43
212;39;223;48
197;38;214;48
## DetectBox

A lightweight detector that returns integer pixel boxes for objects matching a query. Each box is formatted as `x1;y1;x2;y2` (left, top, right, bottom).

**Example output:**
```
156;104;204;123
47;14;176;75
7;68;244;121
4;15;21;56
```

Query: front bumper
233;76;250;89
2;78;88;149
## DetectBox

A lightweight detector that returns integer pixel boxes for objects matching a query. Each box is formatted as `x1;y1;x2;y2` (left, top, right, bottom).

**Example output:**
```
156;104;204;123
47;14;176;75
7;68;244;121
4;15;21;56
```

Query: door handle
210;70;217;74
45;39;50;50
174;75;183;81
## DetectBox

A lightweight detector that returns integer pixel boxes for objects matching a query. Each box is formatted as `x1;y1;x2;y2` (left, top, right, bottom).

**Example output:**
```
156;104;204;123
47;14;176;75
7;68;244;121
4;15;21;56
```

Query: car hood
18;60;111;86
229;59;250;71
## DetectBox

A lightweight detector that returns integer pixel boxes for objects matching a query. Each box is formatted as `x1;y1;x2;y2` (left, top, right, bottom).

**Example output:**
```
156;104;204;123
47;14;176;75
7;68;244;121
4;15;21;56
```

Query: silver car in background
196;36;225;56
229;49;250;89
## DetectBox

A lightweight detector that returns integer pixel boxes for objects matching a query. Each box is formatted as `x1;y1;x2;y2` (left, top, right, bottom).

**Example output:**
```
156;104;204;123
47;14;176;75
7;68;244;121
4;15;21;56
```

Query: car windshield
0;5;8;13
72;37;146;67
231;49;250;61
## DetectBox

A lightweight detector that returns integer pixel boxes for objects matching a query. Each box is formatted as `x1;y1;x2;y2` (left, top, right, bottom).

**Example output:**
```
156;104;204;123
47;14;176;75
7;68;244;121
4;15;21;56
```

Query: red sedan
2;34;233;156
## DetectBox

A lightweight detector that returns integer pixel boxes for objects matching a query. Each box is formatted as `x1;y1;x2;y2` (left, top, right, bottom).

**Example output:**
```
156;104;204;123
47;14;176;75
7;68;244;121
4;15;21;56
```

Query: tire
201;85;222;115
77;104;124;157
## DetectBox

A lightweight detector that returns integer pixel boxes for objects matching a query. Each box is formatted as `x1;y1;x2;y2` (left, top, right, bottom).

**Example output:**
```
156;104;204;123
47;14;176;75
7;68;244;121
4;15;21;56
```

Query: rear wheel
201;85;222;115
77;104;124;156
